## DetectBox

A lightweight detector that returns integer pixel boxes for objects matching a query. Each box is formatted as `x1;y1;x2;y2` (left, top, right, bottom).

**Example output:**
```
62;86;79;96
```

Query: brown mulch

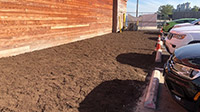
0;31;158;112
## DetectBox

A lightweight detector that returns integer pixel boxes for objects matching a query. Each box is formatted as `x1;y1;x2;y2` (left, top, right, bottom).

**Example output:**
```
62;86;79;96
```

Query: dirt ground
0;31;159;112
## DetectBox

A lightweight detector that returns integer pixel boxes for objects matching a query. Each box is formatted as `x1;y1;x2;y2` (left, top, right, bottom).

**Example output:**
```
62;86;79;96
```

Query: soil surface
0;31;158;112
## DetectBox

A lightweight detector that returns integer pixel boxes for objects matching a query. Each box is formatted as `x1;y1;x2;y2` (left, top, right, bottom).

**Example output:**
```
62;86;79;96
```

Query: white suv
164;25;200;54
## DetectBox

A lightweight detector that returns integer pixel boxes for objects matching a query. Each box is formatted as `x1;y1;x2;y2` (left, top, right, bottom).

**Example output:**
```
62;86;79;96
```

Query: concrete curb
143;36;163;109
155;50;162;63
144;70;161;109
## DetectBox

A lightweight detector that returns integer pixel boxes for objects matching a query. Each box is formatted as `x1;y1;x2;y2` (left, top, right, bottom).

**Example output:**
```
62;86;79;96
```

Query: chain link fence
126;12;170;31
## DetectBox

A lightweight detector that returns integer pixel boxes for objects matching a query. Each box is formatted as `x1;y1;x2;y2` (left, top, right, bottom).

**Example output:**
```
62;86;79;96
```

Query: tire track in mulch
0;31;158;112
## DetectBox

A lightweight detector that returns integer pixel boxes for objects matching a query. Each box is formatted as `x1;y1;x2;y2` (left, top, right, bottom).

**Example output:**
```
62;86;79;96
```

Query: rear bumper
164;61;200;111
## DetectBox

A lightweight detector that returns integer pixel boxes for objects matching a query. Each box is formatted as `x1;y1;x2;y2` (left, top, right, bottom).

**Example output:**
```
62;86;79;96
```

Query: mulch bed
0;31;158;112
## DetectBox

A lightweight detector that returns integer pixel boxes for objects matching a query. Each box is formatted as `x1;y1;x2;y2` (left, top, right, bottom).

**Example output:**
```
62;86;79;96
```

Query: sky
127;0;200;13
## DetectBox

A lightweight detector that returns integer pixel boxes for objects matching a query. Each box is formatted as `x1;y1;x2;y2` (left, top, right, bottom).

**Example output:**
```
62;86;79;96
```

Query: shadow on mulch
144;31;161;35
116;53;155;72
137;48;155;52
148;37;158;41
78;79;145;112
153;53;170;68
162;54;170;62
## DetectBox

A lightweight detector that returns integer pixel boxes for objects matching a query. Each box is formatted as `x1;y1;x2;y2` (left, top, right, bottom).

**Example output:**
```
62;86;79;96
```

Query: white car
173;18;200;29
164;25;200;54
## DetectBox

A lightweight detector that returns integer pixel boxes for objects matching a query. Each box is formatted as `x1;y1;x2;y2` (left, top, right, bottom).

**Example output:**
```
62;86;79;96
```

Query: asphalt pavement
135;70;187;112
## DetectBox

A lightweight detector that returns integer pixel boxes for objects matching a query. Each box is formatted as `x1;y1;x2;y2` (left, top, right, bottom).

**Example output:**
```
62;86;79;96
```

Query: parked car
164;44;200;112
164;25;200;54
173;18;200;28
163;18;197;32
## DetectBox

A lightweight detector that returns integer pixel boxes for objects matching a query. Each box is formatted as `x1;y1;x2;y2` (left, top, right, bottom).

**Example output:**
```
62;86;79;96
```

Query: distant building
174;2;191;12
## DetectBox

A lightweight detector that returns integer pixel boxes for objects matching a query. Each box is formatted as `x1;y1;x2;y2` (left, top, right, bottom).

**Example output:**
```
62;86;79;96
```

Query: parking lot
136;77;187;112
136;35;200;112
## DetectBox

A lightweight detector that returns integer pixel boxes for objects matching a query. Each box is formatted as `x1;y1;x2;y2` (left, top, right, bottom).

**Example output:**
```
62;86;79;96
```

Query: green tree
191;6;199;12
158;4;174;19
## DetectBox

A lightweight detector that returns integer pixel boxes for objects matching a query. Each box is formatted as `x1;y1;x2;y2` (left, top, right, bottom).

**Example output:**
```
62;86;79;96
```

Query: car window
176;20;185;23
191;19;200;24
188;20;195;22
185;20;191;22
175;19;197;24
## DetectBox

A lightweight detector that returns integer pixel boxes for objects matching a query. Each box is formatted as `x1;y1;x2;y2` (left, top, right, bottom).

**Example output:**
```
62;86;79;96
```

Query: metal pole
136;0;139;17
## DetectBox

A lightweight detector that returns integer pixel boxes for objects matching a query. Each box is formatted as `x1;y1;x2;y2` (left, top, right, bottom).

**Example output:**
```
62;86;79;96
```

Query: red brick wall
0;0;113;57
